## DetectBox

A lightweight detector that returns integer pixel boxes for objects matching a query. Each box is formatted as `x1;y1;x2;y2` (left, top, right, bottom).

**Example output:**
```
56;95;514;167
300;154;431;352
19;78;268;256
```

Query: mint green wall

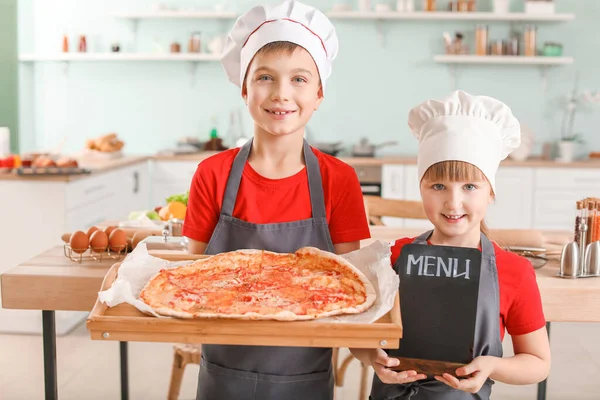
1;0;18;152
17;0;600;157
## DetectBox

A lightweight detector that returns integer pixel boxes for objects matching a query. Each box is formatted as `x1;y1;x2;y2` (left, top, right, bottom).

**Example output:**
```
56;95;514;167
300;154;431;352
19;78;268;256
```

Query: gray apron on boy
370;231;503;400
196;138;336;400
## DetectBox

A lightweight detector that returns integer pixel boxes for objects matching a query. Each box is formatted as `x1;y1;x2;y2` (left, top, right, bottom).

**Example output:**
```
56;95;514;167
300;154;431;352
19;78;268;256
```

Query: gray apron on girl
196;138;336;400
370;231;503;400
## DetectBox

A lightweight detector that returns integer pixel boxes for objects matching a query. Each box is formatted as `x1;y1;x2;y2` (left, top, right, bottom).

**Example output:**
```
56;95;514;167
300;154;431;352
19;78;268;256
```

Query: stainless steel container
585;241;600;276
560;242;580;278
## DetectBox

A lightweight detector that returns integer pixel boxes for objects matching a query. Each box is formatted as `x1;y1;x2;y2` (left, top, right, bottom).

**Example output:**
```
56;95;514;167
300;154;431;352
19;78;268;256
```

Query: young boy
182;1;371;399
351;91;550;399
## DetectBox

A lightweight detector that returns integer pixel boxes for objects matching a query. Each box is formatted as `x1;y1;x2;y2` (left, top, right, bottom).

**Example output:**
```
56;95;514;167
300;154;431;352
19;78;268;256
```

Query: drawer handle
84;185;105;195
133;171;139;194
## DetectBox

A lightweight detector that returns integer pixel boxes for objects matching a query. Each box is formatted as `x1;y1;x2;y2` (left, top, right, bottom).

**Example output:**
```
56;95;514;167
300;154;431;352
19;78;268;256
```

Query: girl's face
242;46;323;139
420;177;494;245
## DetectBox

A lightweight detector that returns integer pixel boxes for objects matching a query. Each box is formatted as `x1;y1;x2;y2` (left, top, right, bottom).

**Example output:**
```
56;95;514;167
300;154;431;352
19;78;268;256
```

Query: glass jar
458;0;469;11
490;39;504;55
423;0;436;11
523;24;537;56
475;24;488;56
506;36;519;56
188;32;202;53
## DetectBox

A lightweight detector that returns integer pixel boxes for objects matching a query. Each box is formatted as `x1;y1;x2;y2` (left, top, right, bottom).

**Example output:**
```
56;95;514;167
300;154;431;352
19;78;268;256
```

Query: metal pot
352;138;398;157
313;141;344;156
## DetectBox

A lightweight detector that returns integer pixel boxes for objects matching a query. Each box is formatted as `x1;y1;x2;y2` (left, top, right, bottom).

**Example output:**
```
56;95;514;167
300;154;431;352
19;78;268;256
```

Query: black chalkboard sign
390;243;482;369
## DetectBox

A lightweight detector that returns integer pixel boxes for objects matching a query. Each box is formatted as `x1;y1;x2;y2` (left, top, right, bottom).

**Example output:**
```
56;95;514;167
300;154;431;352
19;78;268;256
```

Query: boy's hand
434;356;497;393
368;349;427;384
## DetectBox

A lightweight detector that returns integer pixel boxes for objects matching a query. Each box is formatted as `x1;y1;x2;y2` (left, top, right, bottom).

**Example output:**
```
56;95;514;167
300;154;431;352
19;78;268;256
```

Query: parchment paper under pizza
98;241;399;324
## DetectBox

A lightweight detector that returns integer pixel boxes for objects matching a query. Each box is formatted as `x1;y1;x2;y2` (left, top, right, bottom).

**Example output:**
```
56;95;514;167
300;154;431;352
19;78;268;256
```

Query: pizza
139;247;376;321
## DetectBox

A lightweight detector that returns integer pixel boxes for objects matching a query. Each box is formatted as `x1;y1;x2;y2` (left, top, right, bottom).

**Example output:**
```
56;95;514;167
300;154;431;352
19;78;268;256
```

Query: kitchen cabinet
379;163;592;232
380;164;405;227
532;168;600;230
486;167;534;229
0;160;150;335
151;161;198;207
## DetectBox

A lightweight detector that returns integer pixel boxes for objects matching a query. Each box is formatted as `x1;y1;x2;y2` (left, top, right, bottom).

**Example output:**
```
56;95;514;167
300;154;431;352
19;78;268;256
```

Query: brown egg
103;225;117;237
89;230;108;253
108;229;127;253
86;226;99;239
69;231;89;254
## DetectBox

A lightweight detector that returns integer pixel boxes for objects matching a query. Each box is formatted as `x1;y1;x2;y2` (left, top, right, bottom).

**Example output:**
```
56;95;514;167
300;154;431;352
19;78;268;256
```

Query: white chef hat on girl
220;0;339;91
408;90;521;193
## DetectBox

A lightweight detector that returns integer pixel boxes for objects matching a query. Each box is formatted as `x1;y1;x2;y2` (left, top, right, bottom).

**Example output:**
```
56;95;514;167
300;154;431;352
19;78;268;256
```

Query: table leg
120;341;129;400
536;322;551;400
42;310;58;400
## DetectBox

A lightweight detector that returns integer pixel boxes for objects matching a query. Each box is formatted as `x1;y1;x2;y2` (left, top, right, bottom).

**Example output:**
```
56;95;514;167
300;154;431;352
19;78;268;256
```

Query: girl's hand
434;356;497;393
367;349;427;385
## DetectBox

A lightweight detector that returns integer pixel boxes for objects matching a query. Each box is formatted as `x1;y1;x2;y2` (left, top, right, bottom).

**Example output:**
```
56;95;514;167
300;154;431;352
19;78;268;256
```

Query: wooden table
2;230;598;400
0;247;130;400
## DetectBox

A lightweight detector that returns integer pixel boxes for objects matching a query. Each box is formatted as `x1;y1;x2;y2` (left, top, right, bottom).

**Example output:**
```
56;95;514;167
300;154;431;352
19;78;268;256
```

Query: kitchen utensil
585;241;600;276
578;219;588;275
313;142;344;156
559;242;579;278
352;138;398;158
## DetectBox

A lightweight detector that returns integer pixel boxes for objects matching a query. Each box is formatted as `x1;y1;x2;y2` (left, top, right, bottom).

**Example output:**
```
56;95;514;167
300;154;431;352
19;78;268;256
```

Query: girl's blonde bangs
422;161;488;184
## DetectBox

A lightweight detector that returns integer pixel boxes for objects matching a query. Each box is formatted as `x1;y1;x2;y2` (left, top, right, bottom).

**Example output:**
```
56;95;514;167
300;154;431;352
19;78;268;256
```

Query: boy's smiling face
243;45;323;138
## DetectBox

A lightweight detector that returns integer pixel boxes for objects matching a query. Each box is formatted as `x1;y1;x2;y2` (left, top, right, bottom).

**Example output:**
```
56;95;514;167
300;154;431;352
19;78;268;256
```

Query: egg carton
63;243;128;263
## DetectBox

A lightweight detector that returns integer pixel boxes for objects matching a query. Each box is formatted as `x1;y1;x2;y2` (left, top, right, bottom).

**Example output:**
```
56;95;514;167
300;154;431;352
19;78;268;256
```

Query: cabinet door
380;165;405;227
533;168;600;230
153;161;199;183
118;162;151;217
486;167;534;229
403;165;434;230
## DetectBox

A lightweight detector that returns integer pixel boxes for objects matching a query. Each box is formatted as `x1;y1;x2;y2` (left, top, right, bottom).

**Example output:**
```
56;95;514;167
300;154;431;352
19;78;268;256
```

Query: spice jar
490;39;504;55
468;0;476;11
475;24;488;56
170;42;181;53
458;0;469;12
423;0;436;11
506;35;519;56
78;35;87;53
188;32;201;53
62;34;69;52
523;24;537;56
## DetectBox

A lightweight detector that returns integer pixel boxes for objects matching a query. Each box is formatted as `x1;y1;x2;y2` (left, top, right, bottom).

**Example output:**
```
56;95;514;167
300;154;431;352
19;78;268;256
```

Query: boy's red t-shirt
391;237;546;341
182;147;371;245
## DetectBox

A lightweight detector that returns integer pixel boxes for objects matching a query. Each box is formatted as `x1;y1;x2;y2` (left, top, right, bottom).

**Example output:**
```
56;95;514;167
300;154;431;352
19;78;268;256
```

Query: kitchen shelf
326;11;575;22
19;53;222;62
111;11;238;19
434;55;574;65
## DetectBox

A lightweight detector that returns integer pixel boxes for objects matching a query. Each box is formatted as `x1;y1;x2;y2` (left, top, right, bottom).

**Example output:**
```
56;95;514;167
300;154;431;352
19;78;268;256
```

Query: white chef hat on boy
408;90;521;193
220;0;339;91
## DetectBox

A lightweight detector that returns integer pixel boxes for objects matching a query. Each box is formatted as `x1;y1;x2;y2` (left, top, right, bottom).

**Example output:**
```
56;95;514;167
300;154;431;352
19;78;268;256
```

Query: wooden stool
332;348;370;400
168;344;202;400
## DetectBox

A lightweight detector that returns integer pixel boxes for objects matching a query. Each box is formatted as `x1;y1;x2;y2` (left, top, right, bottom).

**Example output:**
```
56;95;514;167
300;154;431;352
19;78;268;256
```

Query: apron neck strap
413;230;495;256
221;138;326;218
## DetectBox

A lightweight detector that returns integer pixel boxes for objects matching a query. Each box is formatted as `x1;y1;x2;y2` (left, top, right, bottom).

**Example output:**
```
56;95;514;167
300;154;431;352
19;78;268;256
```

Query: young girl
182;1;370;400
352;90;551;399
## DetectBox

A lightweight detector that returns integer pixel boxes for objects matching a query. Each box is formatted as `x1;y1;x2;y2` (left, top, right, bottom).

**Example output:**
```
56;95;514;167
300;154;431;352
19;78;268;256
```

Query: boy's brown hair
242;41;321;91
